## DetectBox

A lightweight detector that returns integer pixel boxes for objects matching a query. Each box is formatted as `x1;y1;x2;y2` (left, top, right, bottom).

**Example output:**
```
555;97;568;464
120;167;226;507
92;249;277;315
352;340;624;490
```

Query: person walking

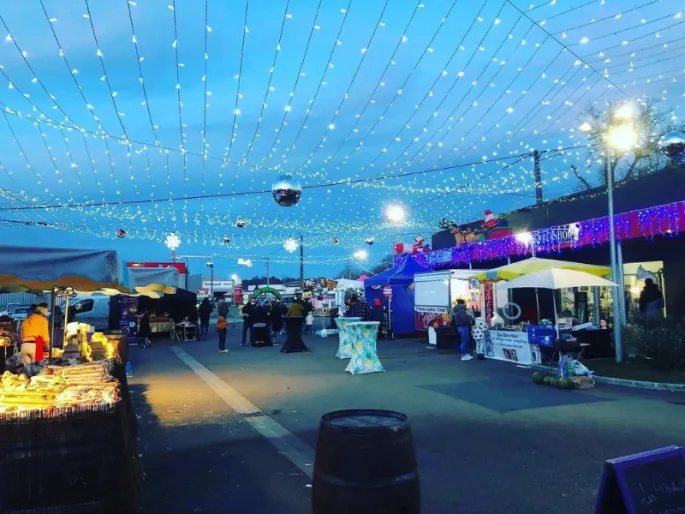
218;300;229;321
452;300;473;361
198;298;213;336
241;297;257;346
216;316;229;353
349;294;371;321
305;311;314;334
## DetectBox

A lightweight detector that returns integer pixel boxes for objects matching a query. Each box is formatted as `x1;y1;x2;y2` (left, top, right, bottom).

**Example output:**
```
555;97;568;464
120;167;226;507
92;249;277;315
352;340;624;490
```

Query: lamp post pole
606;151;623;363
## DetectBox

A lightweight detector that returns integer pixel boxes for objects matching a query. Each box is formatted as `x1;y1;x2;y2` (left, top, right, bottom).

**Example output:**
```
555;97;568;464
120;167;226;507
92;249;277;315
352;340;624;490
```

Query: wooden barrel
312;409;420;514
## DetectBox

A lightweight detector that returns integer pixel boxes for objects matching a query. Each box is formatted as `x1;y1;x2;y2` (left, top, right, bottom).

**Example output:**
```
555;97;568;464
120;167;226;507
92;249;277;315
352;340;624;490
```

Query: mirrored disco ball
272;175;302;207
236;217;247;228
658;131;685;159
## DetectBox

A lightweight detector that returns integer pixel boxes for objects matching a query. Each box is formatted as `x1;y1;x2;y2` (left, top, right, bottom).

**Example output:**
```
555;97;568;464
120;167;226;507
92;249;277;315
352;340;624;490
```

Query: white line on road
170;345;315;478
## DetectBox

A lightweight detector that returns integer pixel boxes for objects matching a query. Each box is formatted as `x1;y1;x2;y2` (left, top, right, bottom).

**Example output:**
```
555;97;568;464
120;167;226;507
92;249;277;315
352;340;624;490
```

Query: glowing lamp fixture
284;237;299;253
579;122;592;133
353;249;368;261
607;124;639;152
614;103;636;121
237;258;253;267
165;232;181;251
515;232;534;246
386;204;406;223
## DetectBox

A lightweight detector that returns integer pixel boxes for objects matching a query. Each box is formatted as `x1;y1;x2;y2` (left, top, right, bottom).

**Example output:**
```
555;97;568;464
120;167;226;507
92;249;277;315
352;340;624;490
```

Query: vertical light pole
207;261;215;301
299;234;304;288
266;257;270;287
581;104;638;363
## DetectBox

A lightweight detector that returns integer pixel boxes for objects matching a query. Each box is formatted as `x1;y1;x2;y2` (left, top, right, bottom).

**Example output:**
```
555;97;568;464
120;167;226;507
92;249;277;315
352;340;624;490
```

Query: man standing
639;278;664;321
349;294;371;321
241;297;257;346
452;299;473;361
20;305;50;364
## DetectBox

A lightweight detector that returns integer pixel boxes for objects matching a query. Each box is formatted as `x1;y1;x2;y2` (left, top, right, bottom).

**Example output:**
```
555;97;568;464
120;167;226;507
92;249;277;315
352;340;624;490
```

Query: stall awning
0;245;129;294
470;257;611;283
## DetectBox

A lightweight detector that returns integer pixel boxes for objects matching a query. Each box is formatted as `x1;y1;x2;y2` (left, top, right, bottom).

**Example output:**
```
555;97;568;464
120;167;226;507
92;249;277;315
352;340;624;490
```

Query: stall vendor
20;305;50;364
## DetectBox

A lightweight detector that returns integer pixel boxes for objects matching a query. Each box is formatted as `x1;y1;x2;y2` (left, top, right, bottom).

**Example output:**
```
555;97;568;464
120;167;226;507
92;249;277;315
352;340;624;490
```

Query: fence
0;293;49;311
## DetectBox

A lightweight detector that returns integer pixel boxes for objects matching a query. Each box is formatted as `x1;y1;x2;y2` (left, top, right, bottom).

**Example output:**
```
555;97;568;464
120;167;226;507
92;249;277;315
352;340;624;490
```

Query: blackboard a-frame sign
595;445;685;514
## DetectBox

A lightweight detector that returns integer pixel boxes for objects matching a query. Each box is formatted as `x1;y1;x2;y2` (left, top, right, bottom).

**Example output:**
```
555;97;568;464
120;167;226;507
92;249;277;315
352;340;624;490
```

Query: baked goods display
0;362;119;414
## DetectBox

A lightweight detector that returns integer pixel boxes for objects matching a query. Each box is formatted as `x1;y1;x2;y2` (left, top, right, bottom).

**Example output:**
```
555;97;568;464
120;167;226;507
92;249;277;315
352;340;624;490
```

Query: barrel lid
321;409;408;432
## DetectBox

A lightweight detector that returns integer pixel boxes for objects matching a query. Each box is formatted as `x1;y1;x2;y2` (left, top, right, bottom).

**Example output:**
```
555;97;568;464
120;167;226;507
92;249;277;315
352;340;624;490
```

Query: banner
483;282;494;325
117;296;139;347
414;306;449;331
486;329;540;365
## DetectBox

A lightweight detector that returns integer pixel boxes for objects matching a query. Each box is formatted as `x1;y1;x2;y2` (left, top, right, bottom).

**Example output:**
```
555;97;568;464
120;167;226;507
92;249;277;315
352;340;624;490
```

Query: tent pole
553;292;559;340
535;288;541;322
48;288;56;362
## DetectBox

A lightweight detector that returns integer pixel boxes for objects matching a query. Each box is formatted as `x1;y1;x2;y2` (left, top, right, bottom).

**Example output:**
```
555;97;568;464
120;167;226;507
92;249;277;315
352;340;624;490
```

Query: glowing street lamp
607;123;639;153
385;204;406;224
353;249;369;261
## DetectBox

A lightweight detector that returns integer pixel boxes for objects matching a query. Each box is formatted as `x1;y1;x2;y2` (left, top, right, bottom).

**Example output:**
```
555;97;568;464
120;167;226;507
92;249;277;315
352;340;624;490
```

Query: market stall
365;255;433;336
473;259;614;366
0;244;141;511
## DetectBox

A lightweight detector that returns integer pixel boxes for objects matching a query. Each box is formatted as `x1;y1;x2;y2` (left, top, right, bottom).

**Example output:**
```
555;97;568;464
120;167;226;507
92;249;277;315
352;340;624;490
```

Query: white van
69;295;111;330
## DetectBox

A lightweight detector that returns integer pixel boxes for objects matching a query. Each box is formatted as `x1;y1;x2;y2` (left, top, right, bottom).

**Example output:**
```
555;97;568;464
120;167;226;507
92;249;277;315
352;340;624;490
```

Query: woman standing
138;310;152;348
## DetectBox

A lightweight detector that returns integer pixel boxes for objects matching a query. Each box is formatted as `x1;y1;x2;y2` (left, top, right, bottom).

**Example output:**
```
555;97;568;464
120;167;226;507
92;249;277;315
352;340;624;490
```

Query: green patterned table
335;317;361;359
345;322;384;375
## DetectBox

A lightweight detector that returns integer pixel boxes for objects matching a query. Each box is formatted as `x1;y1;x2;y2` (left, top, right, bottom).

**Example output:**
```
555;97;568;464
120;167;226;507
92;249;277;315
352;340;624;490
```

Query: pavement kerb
527;363;685;392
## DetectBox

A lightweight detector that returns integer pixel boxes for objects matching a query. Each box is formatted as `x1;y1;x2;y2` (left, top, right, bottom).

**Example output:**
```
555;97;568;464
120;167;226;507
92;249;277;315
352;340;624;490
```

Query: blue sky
0;0;683;281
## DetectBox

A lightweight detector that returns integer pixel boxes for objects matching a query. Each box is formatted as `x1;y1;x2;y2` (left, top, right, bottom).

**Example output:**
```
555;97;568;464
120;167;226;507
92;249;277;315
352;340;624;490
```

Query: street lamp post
581;104;639;363
207;261;215;300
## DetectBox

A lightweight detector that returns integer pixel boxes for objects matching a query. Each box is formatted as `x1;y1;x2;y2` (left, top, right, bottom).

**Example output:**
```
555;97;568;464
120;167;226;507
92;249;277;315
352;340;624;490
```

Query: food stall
413;269;486;331
472;258;612;366
0;244;141;512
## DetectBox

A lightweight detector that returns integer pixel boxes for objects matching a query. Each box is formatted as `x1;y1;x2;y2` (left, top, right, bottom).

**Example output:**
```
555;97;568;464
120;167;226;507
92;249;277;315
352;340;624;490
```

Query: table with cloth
281;317;309;353
344;322;384;375
335;317;361;359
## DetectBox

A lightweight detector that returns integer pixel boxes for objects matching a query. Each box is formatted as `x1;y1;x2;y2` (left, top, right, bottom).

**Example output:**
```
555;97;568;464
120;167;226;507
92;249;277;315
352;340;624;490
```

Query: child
216;316;229;353
472;310;488;360
305;311;314;334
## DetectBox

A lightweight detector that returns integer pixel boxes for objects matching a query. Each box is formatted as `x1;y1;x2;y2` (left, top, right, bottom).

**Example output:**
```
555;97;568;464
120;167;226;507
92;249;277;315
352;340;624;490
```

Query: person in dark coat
198;298;213;336
241;297;257;346
452;300;473;361
138;310;152;348
639;278;664;321
271;300;284;343
370;298;384;339
349;295;371;321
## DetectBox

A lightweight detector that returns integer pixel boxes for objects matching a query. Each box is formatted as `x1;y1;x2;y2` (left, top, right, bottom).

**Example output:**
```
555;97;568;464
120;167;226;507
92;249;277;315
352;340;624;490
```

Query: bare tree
575;99;684;190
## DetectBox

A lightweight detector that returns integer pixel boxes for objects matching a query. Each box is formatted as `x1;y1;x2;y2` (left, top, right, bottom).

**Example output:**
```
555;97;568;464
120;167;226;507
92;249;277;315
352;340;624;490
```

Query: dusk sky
0;0;683;281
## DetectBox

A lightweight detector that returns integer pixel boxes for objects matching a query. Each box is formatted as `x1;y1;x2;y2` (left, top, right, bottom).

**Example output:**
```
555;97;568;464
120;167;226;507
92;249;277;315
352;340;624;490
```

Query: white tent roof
334;278;365;290
503;268;617;290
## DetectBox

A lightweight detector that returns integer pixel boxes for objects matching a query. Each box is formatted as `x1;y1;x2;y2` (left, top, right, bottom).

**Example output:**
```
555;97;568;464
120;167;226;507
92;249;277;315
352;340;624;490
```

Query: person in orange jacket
216;316;229;353
20;305;50;364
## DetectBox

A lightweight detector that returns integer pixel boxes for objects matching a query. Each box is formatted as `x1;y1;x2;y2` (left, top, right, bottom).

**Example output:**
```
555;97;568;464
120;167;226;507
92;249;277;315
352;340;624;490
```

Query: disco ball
223;236;231;245
658;131;685;159
331;236;339;244
236;217;247;228
272;175;302;207
365;237;375;246
116;229;126;239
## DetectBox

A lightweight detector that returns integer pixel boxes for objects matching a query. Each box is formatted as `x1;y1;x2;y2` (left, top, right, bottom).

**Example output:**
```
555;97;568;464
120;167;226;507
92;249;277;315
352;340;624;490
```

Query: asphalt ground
130;329;685;514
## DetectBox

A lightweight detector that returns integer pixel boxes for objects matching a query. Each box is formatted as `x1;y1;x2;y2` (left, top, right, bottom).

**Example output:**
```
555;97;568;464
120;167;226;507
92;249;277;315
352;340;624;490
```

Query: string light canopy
0;0;682;267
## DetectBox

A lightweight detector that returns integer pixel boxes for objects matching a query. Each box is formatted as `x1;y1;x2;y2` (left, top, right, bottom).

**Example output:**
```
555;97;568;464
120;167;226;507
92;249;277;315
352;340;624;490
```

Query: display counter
150;319;174;336
486;329;541;365
0;360;141;511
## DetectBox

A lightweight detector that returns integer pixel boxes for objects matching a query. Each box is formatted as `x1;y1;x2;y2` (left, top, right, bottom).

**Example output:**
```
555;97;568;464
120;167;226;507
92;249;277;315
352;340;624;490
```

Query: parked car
69;296;111;330
10;306;32;321
0;303;22;317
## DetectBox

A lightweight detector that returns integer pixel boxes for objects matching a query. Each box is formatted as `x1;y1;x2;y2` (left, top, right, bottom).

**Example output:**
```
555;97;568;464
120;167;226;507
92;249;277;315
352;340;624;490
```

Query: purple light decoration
416;200;685;269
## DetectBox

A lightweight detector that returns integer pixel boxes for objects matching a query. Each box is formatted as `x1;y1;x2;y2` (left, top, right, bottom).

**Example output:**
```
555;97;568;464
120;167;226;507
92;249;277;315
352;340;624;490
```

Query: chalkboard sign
595;445;685;514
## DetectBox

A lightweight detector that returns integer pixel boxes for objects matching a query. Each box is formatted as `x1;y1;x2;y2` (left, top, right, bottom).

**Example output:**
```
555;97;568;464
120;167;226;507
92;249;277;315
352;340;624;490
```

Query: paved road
130;333;684;514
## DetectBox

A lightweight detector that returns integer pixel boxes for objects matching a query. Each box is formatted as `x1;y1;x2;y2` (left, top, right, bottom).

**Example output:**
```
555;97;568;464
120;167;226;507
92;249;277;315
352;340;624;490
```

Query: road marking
170;345;315;478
